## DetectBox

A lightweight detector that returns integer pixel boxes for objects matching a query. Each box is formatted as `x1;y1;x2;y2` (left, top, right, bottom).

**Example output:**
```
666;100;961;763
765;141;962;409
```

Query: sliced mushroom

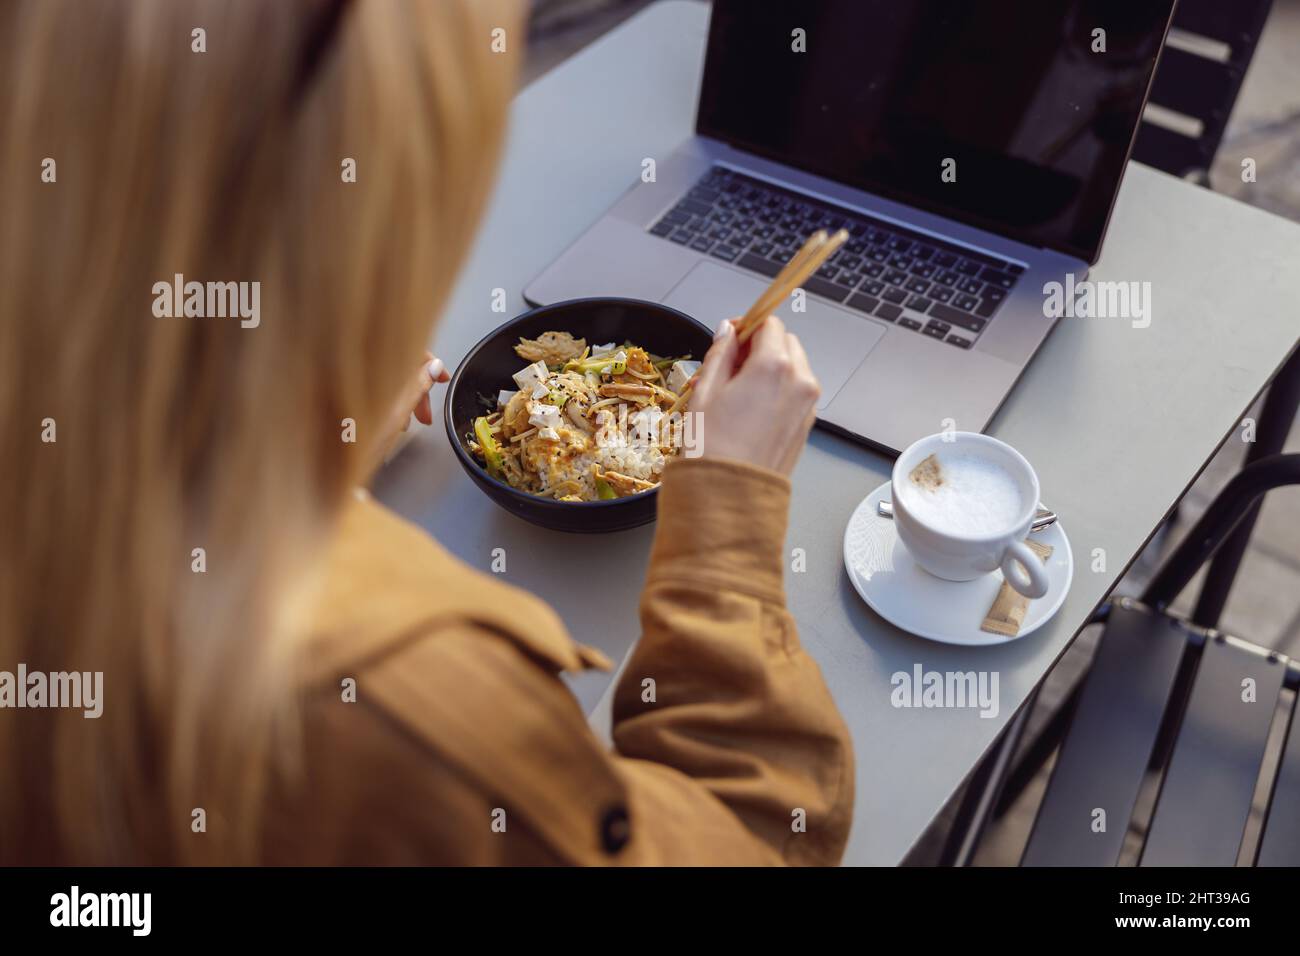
514;331;587;365
600;469;657;496
566;401;594;433
598;382;654;402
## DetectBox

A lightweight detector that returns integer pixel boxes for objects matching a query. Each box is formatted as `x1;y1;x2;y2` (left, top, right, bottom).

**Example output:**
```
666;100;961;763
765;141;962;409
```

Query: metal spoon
876;499;1058;533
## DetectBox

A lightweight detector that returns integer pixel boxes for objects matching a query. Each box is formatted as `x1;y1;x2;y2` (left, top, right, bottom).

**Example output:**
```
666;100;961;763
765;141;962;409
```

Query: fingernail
714;319;733;340
427;358;445;382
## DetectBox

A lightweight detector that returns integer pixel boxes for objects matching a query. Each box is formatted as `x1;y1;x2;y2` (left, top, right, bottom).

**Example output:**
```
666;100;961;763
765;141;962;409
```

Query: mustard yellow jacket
266;457;854;864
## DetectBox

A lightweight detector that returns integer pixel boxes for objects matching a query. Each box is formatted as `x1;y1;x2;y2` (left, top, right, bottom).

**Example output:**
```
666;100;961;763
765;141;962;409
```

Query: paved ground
524;0;1300;866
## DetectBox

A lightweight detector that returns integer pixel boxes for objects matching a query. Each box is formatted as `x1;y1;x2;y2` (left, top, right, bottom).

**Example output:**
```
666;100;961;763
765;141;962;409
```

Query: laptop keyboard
648;166;1024;349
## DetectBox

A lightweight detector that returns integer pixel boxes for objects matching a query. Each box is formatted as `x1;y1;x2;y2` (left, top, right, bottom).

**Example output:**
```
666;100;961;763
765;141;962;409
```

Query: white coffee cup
891;431;1049;599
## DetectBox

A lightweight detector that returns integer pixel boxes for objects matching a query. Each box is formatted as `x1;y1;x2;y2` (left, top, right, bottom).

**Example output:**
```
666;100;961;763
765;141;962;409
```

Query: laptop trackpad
662;261;885;410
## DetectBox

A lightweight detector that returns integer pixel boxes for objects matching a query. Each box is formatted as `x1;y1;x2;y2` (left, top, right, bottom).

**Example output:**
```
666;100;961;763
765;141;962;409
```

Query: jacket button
600;805;630;854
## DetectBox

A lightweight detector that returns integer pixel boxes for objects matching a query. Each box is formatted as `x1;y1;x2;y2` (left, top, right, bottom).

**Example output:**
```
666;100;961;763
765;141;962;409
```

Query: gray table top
373;0;1300;865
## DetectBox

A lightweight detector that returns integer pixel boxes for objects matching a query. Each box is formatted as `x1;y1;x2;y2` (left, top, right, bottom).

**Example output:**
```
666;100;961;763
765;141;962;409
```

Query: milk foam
900;452;1024;536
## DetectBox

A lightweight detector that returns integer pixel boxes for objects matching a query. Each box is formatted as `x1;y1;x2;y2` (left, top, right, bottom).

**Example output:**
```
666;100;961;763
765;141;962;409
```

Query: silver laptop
526;0;1176;453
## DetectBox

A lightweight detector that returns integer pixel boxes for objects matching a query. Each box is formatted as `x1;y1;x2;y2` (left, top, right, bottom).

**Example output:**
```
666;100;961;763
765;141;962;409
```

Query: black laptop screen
697;0;1175;263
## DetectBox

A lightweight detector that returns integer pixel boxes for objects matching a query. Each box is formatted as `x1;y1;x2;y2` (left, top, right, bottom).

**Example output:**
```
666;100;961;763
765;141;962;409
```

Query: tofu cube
512;360;549;392
667;360;701;394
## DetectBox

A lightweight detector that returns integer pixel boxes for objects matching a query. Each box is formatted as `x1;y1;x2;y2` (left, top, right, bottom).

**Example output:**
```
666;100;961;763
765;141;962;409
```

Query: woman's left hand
395;351;450;432
372;352;450;470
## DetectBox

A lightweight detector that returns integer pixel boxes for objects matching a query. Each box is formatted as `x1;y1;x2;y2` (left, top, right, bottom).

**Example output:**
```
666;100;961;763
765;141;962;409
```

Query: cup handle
1001;540;1049;599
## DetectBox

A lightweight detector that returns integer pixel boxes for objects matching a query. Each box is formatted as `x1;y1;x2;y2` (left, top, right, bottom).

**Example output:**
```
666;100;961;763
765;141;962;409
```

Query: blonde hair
0;0;518;863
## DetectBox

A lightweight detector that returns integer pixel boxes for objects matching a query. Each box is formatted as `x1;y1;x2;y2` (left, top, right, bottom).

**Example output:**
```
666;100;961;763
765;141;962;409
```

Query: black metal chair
1131;0;1273;182
942;448;1300;866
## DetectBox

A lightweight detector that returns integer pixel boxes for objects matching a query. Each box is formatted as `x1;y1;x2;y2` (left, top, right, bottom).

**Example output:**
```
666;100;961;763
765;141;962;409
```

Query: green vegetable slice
473;416;504;476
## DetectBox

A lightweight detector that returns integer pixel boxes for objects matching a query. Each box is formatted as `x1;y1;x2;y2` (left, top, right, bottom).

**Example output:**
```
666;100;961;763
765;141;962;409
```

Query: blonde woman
0;0;853;865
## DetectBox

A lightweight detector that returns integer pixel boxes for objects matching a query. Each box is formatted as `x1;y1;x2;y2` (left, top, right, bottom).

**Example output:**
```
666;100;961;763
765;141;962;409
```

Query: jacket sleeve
610;457;855;865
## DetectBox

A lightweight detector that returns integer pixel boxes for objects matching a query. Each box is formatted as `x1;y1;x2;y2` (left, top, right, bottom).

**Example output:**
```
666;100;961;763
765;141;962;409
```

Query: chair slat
1131;123;1211;179
1141;637;1285;866
1172;0;1273;53
1022;604;1186;866
1256;684;1300;866
1146;47;1236;126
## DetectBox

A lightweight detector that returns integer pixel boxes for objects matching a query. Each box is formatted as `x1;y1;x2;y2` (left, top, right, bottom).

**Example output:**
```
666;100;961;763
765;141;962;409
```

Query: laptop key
878;303;905;322
669;229;692;244
847;293;881;315
913;263;936;278
711;244;740;262
860;279;886;296
931;286;954;303
922;323;948;340
912;246;935;261
956;258;982;276
802;275;851;303
897;314;922;330
926;318;950;334
958;277;983;295
883;286;908;304
954;293;980;311
751;241;774;257
737;252;782;277
907;295;933;312
650;221;674;237
864;263;885;278
935;269;959;286
690;237;714;253
929;302;987;333
816;263;839;280
906;278;930;294
932;252;957;268
834;272;860;288
678;198;713;217
884;269;907;285
946;335;973;348
980;268;1016;288
775;249;794;264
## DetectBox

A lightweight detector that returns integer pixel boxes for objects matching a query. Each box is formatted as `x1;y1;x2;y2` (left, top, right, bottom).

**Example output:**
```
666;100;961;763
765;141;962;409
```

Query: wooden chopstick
740;231;827;329
736;228;849;344
668;227;850;414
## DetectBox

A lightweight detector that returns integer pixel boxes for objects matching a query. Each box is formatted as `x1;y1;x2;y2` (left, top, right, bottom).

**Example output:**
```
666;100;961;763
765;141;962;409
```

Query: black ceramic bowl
444;297;713;533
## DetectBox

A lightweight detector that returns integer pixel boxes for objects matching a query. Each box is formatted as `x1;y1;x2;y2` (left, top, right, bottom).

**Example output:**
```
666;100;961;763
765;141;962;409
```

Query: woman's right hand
688;315;821;476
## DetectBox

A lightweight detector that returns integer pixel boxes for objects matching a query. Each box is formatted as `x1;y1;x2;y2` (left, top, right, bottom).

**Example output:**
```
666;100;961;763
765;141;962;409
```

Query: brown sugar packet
981;538;1054;637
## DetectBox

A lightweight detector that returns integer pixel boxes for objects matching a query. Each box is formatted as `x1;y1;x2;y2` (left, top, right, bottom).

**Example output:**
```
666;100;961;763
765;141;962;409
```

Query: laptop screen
697;0;1175;263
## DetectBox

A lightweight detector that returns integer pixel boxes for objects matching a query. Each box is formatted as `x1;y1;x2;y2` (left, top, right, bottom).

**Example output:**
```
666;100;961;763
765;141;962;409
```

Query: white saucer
843;480;1074;646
